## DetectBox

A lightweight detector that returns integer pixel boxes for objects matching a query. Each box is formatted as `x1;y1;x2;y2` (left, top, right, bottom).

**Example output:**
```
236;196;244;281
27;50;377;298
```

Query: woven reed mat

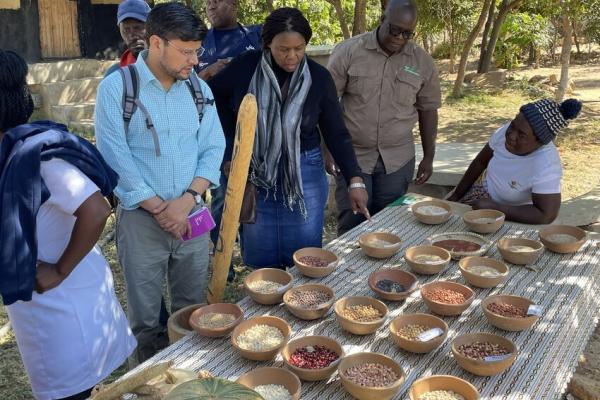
125;206;600;399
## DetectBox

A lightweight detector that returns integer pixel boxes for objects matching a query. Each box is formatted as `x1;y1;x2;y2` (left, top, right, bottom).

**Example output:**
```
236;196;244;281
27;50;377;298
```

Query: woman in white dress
0;50;136;400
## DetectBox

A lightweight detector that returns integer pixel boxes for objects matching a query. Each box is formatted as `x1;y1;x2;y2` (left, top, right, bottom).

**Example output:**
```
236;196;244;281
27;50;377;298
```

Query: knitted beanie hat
520;98;582;145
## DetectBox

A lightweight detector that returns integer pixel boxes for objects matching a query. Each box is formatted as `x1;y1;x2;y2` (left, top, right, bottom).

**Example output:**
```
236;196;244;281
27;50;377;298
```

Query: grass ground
1;65;598;399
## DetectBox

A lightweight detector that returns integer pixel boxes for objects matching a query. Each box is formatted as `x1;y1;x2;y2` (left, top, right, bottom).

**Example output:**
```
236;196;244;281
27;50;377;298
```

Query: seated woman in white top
447;98;582;225
0;49;136;400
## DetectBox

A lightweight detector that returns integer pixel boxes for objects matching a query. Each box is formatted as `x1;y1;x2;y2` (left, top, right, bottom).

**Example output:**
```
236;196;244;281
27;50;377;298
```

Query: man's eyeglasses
164;39;206;58
388;24;415;40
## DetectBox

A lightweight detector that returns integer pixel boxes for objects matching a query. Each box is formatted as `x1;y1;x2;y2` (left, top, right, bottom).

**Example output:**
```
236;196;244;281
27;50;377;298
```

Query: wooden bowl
428;231;493;260
358;232;402;259
368;268;419;301
167;303;205;344
389;313;448;354
463;209;505;234
458;256;509;289
421;281;475;316
481;294;540;331
188;303;243;338
411;200;452;225
293;247;339;278
281;336;344;381
409;375;480;400
237;367;301;400
451;332;517;376
231;316;291;361
404;245;452;275
339;352;405;400
334;296;388;335
539;225;587;254
283;284;335;320
244;268;293;305
497;237;544;265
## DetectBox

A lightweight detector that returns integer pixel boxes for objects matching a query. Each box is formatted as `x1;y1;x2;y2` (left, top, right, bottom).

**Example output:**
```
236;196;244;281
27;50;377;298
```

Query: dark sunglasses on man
388;24;415;40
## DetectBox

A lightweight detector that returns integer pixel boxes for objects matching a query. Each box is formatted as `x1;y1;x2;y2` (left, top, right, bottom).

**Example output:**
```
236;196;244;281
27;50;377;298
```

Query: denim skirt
241;147;329;268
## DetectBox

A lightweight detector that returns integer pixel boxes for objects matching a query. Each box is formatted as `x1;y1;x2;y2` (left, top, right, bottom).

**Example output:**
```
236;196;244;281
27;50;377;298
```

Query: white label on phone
418;327;444;342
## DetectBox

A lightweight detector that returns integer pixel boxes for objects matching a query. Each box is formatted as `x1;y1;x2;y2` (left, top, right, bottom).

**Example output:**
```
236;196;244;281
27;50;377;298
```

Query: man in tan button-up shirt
327;0;441;234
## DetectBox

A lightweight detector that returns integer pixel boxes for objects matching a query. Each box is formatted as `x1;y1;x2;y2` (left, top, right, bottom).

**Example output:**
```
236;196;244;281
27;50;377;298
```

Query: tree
494;12;551;70
352;0;368;35
477;0;495;72
556;2;573;101
325;0;351;39
452;0;493;97
478;0;524;73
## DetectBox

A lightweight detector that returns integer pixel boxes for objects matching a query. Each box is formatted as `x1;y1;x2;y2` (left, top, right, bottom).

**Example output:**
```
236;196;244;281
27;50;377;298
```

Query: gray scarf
248;50;312;215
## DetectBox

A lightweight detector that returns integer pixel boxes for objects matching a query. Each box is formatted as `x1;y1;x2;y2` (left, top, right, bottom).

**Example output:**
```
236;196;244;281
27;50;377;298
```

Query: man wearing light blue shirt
95;3;225;365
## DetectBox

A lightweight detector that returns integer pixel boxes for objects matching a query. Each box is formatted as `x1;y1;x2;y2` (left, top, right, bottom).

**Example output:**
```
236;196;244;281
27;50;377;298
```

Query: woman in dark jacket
209;7;368;268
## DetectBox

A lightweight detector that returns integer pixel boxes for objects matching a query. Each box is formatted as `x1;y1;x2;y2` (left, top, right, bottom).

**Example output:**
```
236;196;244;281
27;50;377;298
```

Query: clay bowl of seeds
293;247;339;278
283;284;335;320
167;303;205;344
411;200;452;225
481;294;540;332
404;245;452;275
420;281;475;316
358;232;402;259
389;313;448;354
244;268;294;305
409;375;480;400
368;268;419;301
497;237;544;265
334;296;389;335
188;303;244;338
281;335;344;381
539;225;587;254
463;209;505;234
237;367;301;400
339;352;405;400
458;256;509;289
231;316;291;361
451;332;517;376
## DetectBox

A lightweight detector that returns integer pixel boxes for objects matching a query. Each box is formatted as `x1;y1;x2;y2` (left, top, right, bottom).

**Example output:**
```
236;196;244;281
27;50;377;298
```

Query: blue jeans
241;147;329;268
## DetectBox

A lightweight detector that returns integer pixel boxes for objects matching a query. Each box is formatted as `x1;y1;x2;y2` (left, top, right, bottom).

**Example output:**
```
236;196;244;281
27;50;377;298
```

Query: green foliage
494;12;551;69
582;0;600;45
414;0;479;59
156;0;382;45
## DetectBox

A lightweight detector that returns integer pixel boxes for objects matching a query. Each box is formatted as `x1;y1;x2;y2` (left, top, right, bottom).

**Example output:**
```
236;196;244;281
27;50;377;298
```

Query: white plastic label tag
418;327;444;342
527;305;543;317
484;354;512;362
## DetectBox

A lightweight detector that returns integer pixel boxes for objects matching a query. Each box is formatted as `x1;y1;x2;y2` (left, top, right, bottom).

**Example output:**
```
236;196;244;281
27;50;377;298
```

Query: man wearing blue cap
105;0;151;77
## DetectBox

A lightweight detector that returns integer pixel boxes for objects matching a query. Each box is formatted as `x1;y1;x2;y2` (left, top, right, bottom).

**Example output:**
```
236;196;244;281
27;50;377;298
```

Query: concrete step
52;102;96;125
29;77;103;121
27;59;115;85
68;119;95;142
40;77;103;106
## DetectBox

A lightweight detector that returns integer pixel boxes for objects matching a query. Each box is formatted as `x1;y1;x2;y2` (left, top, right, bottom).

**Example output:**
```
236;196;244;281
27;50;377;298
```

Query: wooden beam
207;94;257;304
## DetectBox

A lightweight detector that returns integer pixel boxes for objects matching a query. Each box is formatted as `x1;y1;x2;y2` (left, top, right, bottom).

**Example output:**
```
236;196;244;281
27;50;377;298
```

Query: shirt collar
365;28;416;56
135;49;186;90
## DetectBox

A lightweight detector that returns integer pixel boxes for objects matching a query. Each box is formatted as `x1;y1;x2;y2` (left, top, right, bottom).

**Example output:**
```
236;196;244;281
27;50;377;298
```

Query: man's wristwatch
348;182;366;191
185;189;202;205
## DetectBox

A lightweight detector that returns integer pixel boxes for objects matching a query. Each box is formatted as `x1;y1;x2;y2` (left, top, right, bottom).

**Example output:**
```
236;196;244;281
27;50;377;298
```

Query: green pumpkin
165;378;264;400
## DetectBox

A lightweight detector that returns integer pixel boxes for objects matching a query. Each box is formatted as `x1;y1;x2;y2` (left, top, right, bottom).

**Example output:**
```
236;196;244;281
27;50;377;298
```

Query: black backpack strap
119;65;139;135
186;73;215;123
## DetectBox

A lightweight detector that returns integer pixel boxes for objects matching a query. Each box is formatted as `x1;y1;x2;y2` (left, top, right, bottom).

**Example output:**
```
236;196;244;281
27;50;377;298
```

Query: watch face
194;194;202;205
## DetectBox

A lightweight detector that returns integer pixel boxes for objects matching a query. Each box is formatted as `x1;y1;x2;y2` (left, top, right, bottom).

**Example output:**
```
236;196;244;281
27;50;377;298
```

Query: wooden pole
207;94;257;304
